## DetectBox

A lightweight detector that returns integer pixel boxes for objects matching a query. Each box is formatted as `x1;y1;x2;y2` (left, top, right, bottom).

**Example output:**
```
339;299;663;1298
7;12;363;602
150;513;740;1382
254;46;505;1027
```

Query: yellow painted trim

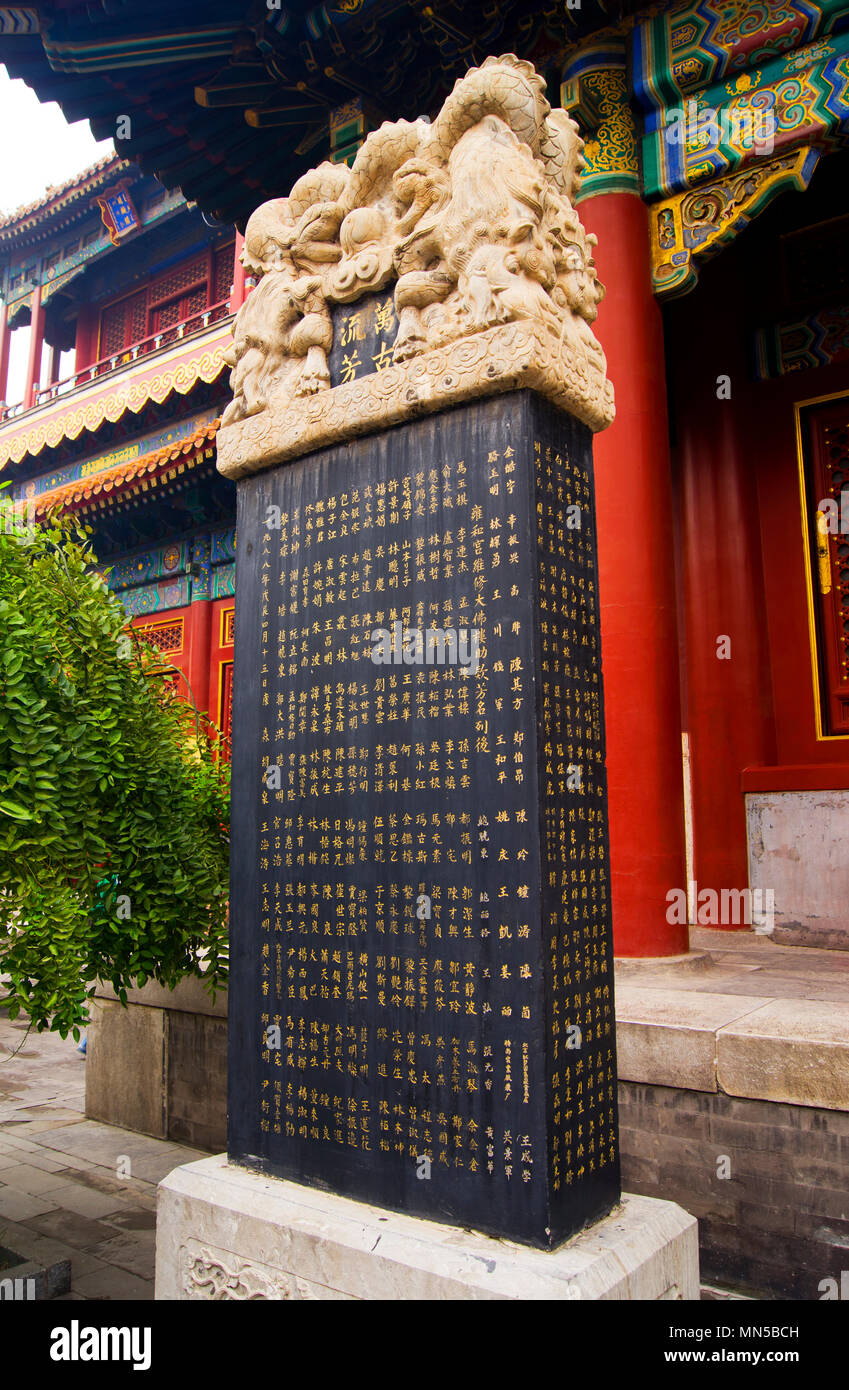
794;388;849;741
651;147;819;300
0;318;232;468
219;603;235;648
217;657;234;734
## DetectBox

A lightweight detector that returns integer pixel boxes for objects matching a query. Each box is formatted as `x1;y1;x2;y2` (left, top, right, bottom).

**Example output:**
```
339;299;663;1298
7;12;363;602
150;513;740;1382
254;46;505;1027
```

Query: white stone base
156;1155;699;1300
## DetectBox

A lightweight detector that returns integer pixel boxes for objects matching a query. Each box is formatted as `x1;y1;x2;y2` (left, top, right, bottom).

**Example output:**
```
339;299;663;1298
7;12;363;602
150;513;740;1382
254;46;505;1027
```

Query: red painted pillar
229;232;247;312
581;191;688;956
75;304;95;376
666;273;776;905
187;601;212;717
25;285;44;409
0;309;11;405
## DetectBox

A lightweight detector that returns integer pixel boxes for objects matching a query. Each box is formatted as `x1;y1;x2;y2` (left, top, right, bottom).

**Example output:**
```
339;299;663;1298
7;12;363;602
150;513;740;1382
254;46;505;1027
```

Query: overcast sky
1;66;115;402
0;67;114;215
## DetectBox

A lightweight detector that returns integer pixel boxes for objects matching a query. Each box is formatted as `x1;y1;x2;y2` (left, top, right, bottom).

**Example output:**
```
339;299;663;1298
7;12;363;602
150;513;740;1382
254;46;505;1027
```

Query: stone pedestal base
156;1156;699;1300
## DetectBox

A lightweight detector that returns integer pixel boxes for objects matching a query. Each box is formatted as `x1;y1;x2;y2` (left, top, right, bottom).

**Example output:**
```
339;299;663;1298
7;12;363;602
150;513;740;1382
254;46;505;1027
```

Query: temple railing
0;300;232;424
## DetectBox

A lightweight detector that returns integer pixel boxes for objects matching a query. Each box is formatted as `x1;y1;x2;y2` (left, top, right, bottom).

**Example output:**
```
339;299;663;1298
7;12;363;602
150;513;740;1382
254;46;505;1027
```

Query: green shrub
0;500;229;1037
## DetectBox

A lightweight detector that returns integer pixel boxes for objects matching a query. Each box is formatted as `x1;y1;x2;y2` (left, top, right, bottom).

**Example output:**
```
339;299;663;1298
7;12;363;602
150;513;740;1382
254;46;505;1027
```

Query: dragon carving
221;54;610;433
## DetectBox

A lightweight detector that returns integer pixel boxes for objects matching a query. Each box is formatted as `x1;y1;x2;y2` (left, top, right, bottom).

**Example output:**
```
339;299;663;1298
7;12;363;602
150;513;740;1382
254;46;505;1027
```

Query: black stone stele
227;389;620;1249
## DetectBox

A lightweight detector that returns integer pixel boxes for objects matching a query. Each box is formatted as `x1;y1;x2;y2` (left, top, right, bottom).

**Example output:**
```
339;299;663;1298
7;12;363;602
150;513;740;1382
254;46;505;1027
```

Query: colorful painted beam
633;0;849;111
639;23;849;198
753;302;849;376
561;40;641;200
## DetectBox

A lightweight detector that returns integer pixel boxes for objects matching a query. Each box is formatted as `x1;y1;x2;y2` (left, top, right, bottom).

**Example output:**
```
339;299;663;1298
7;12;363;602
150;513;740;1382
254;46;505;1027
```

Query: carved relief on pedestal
180;1241;333;1300
218;54;615;478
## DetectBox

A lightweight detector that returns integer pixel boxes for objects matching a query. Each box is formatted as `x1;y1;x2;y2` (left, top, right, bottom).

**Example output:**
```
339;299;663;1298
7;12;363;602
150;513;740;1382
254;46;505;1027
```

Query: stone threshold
614;981;849;1109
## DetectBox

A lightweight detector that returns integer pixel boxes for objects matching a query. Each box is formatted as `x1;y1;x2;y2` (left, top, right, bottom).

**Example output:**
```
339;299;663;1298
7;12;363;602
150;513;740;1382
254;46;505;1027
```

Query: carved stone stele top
216;55;615;480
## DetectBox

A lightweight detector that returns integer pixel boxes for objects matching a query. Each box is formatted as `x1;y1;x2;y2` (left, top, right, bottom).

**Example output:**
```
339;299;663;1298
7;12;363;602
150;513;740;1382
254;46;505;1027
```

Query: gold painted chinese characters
218;55;614;479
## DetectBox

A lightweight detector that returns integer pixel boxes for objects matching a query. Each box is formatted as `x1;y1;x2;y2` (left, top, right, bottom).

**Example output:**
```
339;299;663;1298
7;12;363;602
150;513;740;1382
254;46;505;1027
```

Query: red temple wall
666;246;849;905
132;596;234;746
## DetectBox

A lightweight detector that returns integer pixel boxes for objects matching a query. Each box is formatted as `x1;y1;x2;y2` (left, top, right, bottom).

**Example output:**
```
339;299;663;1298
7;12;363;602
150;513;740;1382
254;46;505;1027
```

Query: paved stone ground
0;1007;206;1300
620;926;849;1002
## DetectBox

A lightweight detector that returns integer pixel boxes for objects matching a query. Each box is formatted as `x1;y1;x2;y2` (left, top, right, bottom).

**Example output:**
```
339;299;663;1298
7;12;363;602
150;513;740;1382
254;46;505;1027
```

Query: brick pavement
0;1007;206;1300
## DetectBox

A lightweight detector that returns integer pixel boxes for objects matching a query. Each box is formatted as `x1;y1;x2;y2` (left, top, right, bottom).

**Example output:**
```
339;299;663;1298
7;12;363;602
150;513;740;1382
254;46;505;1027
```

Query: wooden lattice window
98;290;148;358
137;617;184;656
801;395;849;735
128;292;147;343
147;252;207;309
151;284;208;334
214;242;235;304
97;247;222;358
99;301;127;356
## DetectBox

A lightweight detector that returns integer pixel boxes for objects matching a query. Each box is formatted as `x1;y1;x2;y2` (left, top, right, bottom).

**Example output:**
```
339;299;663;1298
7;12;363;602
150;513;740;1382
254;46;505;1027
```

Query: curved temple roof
0;153;130;243
0;0;640;225
26;419;220;518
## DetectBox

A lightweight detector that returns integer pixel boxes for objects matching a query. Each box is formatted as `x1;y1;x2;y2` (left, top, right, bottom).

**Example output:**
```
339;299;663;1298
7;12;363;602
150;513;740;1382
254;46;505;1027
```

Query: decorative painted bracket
649;145;820;299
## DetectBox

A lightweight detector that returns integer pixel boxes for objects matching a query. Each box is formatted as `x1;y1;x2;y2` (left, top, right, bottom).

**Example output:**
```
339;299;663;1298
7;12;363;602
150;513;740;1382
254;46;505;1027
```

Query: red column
25;285;44;409
229;231;247;312
187;601;212;717
666;275;776;903
0;309;11;405
581;191;688;956
75;304;95;375
47;343;61;385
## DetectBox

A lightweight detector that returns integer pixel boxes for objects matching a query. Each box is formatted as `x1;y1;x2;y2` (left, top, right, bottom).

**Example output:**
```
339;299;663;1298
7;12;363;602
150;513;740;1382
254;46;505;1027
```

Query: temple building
3;0;849;1297
3;0;849;957
0;155;240;736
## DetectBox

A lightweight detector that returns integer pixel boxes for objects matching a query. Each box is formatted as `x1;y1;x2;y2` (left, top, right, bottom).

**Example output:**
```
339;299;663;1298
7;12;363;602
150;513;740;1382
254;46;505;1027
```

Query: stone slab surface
615;936;849;1109
156;1155;699;1301
93;976;227;1018
716;998;849;1110
85;999;227;1151
227;393;619;1246
615;986;766;1092
0;1007;207;1299
746;790;849;944
86;1000;166;1139
0;1255;71;1300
